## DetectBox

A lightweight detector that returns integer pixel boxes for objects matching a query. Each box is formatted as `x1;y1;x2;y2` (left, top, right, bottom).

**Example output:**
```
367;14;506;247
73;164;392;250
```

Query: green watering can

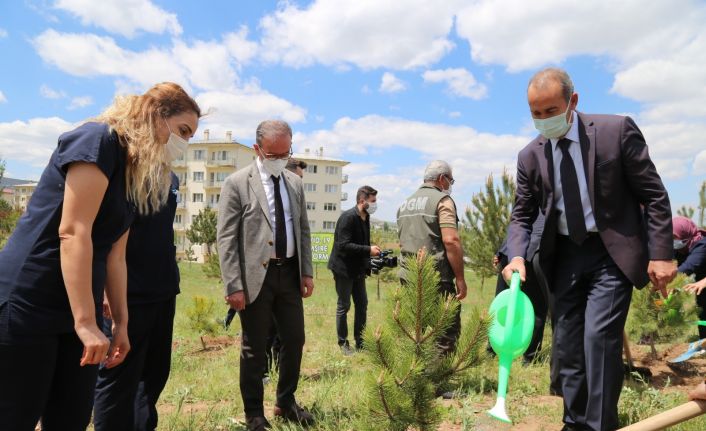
487;272;535;423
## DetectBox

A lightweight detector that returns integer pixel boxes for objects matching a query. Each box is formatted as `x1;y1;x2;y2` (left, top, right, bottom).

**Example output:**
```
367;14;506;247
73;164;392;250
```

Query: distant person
397;160;467;356
93;172;182;431
217;120;314;431
672;216;706;338
286;158;307;178
503;67;675;431
328;185;380;355
0;82;200;430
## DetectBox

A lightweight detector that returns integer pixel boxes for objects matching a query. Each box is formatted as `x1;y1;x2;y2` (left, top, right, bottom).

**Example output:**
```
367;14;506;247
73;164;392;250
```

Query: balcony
176;201;187;209
341;174;348;184
205;180;225;189
173;223;187;231
206;201;220;209
172;159;187;168
341;192;348;201
206;158;236;168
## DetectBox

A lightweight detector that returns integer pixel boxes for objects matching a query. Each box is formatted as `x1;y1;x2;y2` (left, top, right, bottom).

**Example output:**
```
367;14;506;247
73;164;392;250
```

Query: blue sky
1;0;705;222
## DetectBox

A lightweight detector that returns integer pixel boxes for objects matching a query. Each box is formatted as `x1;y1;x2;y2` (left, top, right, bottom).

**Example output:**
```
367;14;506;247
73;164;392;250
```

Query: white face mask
442;176;453;195
366;201;378;215
262;157;288;177
533;103;572;139
674;239;688;250
163;119;188;162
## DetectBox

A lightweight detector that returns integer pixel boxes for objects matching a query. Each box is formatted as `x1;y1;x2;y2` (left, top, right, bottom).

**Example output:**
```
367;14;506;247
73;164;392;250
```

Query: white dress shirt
550;111;597;235
256;158;296;258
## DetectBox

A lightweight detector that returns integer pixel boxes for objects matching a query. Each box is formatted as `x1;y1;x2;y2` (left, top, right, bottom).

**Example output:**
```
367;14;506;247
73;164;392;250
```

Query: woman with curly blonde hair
0;82;200;430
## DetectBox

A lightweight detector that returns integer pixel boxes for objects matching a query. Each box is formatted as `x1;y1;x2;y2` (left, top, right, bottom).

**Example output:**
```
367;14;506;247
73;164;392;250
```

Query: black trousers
334;275;368;348
238;258;305;417
0;303;98;431
494;254;548;361
552;235;632;431
265;317;281;373
93;297;176;431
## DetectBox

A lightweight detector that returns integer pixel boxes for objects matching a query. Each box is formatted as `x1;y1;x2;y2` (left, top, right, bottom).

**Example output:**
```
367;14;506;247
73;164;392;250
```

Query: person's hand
455;278;468;300
502;257;526;283
104;323;130;369
684;278;706;295
370;245;382;257
688;381;706;401
75;322;111;366
648;259;677;298
301;276;314;298
492;255;500;268
225;291;246;311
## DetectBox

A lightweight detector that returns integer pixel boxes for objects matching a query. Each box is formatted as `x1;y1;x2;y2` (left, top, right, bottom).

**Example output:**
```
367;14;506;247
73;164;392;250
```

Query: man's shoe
274;402;314;426
560;424;583;431
245;416;271;431
340;344;355;356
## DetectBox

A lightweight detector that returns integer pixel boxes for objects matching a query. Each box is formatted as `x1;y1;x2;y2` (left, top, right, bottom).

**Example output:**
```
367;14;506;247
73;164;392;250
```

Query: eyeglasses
260;147;293;161
444;175;455;185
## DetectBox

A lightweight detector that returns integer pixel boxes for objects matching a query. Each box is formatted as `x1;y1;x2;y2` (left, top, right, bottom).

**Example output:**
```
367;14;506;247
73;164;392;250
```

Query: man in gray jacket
217;120;314;431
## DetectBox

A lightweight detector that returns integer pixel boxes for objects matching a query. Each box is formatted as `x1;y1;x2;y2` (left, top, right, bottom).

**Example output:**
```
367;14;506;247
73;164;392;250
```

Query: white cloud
379;72;406;93
68;96;93;110
0;117;75;167
0;28;8;38
54;0;182;38
40;84;66;99
693;150;706;175
223;26;259;65
422;68;488;100
172;39;238;91
259;0;460;69
195;83;308;143
0;91;6;103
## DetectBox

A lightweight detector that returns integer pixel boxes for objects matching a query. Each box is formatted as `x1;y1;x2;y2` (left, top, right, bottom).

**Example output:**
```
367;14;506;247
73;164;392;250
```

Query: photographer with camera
397;160;467;356
328;185;381;355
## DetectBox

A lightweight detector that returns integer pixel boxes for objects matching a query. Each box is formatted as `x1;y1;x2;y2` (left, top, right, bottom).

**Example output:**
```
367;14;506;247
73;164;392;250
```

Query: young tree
186;207;217;257
698;181;706;228
677;206;695;219
0;199;21;248
462;170;515;289
363;250;489;431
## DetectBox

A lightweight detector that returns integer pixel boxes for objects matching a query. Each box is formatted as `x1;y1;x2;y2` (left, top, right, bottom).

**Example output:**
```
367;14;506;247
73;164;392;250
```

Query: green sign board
311;232;334;263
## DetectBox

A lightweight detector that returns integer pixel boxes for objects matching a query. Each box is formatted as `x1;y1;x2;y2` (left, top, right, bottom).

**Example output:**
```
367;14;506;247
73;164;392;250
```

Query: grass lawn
154;262;706;430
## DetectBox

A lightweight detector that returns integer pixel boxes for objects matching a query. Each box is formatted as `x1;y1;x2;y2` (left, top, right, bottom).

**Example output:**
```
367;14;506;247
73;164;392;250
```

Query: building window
178;173;187;185
325;166;339;175
305;183;316;192
306;202;316;210
306;165;318;174
193;171;204;182
324;203;337;211
325;184;338;193
323;221;336;230
192;193;203;203
212;150;228;160
309;221;316;231
191;215;197;223
193;150;205;160
175;214;182;224
210;194;220;204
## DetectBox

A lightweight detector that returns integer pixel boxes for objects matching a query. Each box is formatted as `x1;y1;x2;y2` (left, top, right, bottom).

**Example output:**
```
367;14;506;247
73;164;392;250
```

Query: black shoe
274;402;314;426
560;424;583;431
340;344;355;356
245;416;272;431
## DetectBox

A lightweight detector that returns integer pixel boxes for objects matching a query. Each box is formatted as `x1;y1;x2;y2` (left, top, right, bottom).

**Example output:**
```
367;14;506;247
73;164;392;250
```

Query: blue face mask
674;239;688;250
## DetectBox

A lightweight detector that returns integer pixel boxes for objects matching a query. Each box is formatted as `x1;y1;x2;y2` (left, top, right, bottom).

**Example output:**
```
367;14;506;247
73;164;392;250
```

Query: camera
370;250;398;274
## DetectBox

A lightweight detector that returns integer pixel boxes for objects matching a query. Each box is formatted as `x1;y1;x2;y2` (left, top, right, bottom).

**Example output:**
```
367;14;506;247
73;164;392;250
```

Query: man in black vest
328;186;381;355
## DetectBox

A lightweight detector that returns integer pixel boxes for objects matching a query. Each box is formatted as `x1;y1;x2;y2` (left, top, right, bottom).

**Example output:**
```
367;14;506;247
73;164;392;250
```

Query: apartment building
0;178;38;212
172;129;349;261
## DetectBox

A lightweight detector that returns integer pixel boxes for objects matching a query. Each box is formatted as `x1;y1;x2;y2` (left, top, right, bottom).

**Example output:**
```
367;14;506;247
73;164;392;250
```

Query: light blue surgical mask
674;239;688;250
533;104;572;139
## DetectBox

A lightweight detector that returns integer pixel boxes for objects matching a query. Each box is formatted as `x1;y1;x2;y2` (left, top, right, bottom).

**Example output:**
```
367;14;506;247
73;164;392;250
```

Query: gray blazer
217;162;313;304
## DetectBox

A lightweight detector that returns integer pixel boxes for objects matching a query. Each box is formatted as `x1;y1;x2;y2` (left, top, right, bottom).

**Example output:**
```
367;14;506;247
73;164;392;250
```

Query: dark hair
528;67;574;102
286;158;307;171
356;185;378;203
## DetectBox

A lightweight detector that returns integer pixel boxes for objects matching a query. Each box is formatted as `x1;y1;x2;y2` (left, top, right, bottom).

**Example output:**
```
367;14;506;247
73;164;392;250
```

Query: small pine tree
186;207;217;257
677;205;695;219
203;251;221;279
462;170;515;289
363;250;490;431
698;181;706;228
186;295;221;350
626;273;698;358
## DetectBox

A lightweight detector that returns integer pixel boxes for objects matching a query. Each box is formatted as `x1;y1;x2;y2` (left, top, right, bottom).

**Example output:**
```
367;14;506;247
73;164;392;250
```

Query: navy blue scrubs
677;238;706;338
93;173;180;431
0;122;134;431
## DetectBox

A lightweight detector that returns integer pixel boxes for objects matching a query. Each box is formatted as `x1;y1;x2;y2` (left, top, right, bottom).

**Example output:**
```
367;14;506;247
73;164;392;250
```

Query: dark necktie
558;138;587;245
271;175;287;258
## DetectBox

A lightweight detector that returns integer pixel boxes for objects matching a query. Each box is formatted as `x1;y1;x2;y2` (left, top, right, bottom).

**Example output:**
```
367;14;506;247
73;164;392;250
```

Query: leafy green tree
0;157;5;184
363;250;489;431
461;170;515;289
186;207;217;257
0;199;21;249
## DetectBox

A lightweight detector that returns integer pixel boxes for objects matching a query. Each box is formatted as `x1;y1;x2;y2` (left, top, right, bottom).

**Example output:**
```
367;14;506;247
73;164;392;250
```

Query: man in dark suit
217;120;314;431
503;68;676;431
327;185;381;354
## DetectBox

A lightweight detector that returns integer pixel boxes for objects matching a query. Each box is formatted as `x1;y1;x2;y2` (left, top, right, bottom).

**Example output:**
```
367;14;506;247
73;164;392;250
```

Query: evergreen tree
186;207;217;257
677;206;695;219
462;170;515;289
698;181;706;227
363;250;490;431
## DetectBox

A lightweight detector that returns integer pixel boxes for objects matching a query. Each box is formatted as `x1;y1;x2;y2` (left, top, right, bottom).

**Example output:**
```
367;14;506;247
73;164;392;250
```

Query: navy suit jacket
507;112;673;288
